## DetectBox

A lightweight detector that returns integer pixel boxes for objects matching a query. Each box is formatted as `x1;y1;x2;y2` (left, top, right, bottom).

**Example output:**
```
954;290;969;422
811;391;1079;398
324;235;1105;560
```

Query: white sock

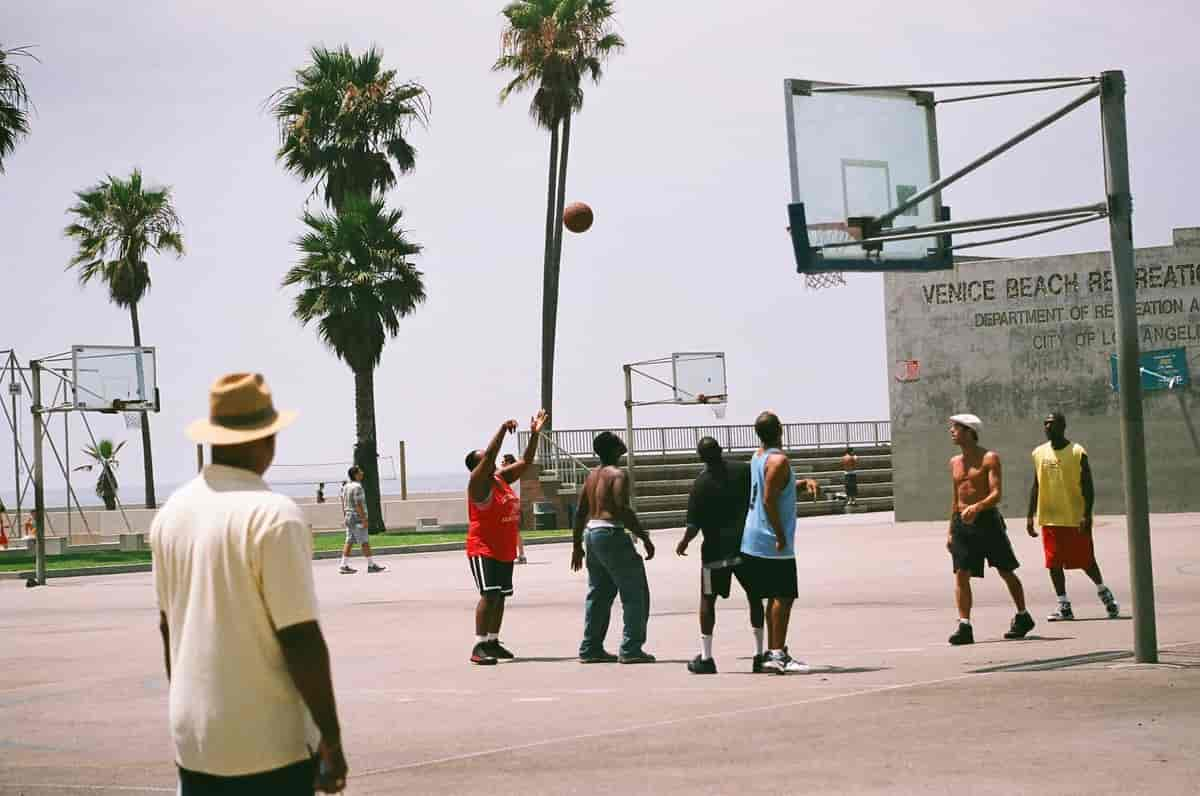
959;617;971;625
340;556;348;567
752;626;765;656
475;634;487;644
700;635;713;660
1058;593;1071;604
367;555;376;566
487;632;498;642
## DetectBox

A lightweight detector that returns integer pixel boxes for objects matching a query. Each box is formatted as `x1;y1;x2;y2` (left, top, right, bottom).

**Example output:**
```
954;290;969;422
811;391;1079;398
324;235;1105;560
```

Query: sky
2;0;1198;498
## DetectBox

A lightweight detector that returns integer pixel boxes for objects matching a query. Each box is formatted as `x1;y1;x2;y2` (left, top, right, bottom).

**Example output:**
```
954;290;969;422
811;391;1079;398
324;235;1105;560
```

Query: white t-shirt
151;464;320;776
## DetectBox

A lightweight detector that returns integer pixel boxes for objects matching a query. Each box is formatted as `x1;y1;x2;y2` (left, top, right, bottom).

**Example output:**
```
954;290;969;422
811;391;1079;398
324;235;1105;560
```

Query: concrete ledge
1;533;582;581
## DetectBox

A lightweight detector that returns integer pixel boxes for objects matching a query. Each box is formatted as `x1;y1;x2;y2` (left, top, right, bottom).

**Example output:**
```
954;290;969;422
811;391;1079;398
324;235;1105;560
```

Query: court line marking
0;786;173;793
357;637;1200;780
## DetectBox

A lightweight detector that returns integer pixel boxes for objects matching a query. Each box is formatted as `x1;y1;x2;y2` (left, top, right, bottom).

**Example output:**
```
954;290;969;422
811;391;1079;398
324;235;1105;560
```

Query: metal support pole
31;361;46;586
196;444;203;474
398;440;408;501
623;365;638;510
10;376;20;538
65;404;71;540
1100;70;1157;663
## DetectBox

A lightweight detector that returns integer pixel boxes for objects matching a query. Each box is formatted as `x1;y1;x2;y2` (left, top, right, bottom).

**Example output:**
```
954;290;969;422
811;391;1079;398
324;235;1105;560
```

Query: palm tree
78;439;125;511
269;45;430;212
0;44;36;173
283;194;425;533
64;170;185;509
494;0;624;421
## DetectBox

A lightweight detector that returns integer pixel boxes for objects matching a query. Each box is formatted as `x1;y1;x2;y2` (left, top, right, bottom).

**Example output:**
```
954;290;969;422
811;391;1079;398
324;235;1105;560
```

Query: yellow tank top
1033;441;1087;527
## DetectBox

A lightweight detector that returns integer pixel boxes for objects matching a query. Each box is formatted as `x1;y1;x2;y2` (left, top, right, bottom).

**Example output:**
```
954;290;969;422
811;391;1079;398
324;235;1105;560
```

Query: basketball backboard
71;345;158;412
785;79;951;273
672;352;727;405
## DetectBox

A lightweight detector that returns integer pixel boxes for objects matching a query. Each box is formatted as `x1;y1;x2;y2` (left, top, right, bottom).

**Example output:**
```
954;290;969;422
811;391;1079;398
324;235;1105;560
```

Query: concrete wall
32;493;467;537
885;227;1200;521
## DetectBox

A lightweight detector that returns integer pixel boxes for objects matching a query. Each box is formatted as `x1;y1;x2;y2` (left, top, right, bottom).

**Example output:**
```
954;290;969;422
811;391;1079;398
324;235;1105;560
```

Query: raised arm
1080;453;1095;534
499;410;548;485
469;420;518;503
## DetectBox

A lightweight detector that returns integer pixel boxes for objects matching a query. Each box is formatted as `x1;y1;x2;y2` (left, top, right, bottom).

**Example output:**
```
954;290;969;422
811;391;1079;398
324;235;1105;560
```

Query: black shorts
949;510;1020;578
701;557;753;599
468;555;514;597
738;554;799;599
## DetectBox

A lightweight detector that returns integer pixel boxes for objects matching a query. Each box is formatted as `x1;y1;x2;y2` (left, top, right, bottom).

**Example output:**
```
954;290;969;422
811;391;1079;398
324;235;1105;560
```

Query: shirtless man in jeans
946;414;1035;645
571;431;656;664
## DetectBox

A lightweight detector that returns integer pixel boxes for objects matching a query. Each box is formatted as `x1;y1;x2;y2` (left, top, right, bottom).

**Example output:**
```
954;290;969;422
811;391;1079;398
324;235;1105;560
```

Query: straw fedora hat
186;373;298;445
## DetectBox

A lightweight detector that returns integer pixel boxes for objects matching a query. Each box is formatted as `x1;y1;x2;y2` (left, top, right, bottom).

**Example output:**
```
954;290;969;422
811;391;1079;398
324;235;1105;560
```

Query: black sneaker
366;563;387;573
487;640;515;660
948;622;975;645
618;652;657;664
470;642;497;666
579;650;619;664
687;655;717;674
752;653;766;673
1004;612;1036;639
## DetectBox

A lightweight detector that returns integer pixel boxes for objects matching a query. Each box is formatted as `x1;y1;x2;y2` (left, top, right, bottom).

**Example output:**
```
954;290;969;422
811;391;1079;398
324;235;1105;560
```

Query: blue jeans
580;526;650;658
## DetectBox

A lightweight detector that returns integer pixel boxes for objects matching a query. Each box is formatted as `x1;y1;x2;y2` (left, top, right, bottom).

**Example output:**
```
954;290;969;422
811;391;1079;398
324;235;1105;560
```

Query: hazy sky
2;0;1198;494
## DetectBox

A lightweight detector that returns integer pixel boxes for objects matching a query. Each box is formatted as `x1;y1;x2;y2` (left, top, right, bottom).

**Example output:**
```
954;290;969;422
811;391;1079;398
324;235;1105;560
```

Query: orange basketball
563;202;594;233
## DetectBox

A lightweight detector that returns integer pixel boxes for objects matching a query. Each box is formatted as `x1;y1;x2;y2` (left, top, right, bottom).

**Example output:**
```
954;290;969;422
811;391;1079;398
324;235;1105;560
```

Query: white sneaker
779;653;811;674
761;652;786;673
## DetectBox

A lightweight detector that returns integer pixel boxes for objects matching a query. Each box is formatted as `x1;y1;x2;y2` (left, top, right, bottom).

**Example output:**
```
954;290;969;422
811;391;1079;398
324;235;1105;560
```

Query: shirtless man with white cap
946;414;1035;645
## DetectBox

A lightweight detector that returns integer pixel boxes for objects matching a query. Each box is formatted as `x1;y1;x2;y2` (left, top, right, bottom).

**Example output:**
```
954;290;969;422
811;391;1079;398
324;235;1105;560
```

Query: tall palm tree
269;45;430;212
78;439;125;511
64;170;184;509
0;44;36;173
494;0;624;421
283;194;425;533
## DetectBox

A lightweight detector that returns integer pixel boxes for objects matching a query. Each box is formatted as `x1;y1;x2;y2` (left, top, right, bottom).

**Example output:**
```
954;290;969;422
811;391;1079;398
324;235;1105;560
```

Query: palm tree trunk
545;112;572;419
129;302;156;508
352;365;385;533
540;121;561;421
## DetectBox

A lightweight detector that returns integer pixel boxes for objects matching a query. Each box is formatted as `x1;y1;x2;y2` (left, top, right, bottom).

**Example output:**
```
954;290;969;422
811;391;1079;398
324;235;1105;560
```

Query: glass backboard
785;79;951;272
71;345;158;412
672;352;727;404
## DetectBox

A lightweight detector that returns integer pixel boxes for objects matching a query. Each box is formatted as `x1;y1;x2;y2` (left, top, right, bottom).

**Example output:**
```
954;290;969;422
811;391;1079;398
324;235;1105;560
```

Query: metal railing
521;420;890;460
535;430;593;490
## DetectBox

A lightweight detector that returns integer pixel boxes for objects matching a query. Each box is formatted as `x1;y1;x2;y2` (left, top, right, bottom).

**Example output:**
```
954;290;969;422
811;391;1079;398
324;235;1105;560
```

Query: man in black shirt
676;437;765;674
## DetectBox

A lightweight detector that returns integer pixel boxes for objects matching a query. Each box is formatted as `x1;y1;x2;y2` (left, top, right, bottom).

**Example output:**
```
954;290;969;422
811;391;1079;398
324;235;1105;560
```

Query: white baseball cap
949;414;983;436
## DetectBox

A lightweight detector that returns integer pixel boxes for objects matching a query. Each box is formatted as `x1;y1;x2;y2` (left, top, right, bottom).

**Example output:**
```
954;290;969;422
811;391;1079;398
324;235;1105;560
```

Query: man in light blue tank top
740;411;807;674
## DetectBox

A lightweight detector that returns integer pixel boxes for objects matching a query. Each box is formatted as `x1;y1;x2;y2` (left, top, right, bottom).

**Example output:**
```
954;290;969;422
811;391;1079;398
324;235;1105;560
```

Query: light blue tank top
741;449;796;559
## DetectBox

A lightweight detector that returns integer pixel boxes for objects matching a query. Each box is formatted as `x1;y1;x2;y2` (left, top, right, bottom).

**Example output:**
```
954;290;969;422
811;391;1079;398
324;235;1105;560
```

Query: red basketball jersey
466;475;520;562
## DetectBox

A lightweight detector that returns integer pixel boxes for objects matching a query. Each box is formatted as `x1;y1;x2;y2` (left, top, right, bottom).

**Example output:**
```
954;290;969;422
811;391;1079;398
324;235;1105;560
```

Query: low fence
520;421;890;459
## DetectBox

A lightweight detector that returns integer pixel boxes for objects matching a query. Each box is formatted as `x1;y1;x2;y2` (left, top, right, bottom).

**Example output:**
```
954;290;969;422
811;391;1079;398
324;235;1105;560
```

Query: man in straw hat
151;373;347;793
946;413;1035;646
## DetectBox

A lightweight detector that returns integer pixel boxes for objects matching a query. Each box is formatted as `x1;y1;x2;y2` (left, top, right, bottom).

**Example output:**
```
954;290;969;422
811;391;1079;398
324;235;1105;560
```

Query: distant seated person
800;478;821;502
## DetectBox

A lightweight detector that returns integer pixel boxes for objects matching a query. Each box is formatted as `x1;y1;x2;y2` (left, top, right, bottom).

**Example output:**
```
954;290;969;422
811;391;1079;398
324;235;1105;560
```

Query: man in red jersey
464;410;548;665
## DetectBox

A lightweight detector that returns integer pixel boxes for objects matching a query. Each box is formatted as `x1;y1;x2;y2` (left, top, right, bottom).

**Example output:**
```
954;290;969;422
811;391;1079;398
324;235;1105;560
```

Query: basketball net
123;412;142;430
801;222;851;291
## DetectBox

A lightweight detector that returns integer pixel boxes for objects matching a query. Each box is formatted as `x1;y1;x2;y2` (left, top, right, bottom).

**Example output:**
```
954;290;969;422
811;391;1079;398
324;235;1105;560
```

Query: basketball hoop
795;223;851;290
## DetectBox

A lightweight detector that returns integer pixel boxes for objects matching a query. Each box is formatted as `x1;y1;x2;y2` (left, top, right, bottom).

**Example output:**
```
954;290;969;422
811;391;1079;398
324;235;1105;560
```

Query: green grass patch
0;529;574;573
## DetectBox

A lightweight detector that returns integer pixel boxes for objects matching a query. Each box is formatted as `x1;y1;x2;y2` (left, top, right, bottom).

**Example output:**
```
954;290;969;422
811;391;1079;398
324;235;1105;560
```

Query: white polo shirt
151;464;320;776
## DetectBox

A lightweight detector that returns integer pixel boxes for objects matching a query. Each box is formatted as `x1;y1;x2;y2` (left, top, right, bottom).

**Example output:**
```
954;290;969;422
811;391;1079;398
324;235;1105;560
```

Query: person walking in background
153;373;347;794
339;467;385;575
1027;412;1120;621
316;483;325;504
842;447;859;506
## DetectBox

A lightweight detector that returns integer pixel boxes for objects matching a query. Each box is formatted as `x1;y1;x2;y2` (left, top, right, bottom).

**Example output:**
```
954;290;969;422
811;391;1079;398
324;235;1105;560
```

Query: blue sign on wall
1110;347;1191;392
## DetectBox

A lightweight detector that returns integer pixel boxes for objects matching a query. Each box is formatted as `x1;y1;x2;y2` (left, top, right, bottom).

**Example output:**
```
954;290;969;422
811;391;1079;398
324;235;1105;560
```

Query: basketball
563;202;594;233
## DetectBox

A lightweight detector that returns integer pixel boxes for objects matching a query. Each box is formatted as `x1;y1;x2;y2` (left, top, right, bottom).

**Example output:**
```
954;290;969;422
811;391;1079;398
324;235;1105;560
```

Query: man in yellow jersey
1026;413;1120;621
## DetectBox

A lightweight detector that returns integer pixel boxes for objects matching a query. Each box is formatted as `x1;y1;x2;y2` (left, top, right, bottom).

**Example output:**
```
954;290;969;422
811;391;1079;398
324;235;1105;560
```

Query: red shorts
1042;526;1095;569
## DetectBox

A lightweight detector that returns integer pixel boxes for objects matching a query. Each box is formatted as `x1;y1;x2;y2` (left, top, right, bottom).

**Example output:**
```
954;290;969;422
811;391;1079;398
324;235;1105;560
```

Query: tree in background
79;438;125;511
271;46;430;529
64;170;185;509
494;0;624;421
282;194;425;533
0;44;35;173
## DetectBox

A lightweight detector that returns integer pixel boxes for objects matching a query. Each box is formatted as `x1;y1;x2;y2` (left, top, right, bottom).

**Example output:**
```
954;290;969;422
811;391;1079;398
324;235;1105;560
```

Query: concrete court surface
1;512;1198;795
